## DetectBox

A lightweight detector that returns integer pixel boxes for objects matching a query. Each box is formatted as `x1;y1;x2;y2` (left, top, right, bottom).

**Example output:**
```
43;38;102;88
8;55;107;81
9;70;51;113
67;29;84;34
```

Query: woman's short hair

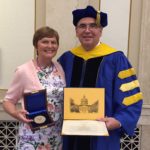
33;26;59;48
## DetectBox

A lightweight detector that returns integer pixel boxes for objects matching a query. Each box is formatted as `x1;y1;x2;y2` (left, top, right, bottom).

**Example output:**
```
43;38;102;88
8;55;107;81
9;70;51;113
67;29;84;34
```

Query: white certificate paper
62;120;109;136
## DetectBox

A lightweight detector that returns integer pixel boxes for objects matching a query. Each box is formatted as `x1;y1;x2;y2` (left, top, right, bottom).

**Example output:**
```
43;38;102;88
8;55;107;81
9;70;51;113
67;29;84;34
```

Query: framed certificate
24;89;54;131
62;88;109;136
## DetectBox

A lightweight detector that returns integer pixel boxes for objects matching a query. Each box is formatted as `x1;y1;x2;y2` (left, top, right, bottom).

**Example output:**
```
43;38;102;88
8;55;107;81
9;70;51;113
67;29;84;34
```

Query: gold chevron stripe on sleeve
122;92;143;106
118;68;136;79
120;80;140;92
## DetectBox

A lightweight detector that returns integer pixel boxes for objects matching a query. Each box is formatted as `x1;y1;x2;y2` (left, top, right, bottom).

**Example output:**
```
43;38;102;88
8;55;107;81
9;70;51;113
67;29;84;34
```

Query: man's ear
75;27;79;37
99;27;103;33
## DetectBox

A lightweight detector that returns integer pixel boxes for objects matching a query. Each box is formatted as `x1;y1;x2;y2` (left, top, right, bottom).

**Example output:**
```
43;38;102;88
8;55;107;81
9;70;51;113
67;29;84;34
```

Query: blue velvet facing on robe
58;50;143;150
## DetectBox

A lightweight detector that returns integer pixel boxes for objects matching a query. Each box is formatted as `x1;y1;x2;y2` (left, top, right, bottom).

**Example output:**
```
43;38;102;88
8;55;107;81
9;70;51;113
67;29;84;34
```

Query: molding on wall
35;0;46;29
138;0;150;105
128;0;142;73
0;89;7;102
139;105;150;125
0;104;21;120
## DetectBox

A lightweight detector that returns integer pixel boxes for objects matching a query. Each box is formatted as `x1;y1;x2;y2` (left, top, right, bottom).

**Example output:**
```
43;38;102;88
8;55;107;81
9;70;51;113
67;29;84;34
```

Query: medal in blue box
23;89;54;131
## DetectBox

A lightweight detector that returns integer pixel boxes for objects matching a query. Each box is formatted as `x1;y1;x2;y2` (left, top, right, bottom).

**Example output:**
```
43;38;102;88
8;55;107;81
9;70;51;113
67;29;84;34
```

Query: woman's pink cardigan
4;60;66;106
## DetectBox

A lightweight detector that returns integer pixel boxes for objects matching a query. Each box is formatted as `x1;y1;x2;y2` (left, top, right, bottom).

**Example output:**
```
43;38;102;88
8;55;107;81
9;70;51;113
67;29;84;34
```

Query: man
58;5;143;150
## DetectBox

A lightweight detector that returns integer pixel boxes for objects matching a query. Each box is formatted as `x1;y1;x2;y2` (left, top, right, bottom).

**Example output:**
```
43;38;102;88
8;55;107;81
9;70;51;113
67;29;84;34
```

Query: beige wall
100;0;131;55
46;0;79;58
0;0;35;120
0;0;35;89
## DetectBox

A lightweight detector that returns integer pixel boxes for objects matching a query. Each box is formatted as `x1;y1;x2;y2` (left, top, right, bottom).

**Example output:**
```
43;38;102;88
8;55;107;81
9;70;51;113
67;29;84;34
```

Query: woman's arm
3;100;32;123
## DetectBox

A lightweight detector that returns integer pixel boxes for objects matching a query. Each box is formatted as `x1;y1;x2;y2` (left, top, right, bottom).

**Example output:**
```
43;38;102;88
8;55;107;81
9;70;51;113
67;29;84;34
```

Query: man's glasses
77;23;99;30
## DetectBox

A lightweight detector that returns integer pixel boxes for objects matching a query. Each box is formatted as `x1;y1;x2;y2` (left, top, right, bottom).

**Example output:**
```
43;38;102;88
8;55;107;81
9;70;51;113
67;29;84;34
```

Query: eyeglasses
77;23;99;30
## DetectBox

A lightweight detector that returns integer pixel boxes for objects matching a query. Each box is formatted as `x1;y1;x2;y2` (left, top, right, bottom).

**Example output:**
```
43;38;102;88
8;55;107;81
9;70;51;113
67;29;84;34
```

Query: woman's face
36;36;58;60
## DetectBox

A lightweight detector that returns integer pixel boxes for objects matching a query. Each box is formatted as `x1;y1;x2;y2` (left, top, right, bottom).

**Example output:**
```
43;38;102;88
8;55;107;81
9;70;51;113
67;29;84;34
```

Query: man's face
76;17;103;51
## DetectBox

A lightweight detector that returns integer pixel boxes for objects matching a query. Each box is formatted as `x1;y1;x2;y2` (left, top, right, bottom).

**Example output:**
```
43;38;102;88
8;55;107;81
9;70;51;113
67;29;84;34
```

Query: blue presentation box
23;89;54;131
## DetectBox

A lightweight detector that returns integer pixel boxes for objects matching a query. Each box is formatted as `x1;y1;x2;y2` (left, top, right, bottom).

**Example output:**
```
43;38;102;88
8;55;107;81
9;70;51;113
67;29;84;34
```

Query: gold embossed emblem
34;115;46;124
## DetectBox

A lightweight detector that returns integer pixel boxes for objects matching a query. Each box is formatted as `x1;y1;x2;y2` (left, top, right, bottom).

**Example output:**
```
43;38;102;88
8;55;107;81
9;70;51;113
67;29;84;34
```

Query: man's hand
97;117;121;130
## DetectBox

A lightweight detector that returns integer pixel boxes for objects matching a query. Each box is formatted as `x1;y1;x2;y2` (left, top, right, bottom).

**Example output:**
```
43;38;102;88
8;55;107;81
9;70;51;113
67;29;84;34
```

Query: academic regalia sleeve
112;52;143;136
57;51;75;87
57;51;71;72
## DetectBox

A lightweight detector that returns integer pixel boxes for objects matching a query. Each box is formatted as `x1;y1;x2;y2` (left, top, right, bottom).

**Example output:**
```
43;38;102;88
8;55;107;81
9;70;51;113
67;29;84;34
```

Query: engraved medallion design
34;115;46;124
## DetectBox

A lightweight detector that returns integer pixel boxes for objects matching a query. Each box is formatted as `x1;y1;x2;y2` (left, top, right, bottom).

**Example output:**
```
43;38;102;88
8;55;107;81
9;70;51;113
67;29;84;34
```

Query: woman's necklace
36;58;54;77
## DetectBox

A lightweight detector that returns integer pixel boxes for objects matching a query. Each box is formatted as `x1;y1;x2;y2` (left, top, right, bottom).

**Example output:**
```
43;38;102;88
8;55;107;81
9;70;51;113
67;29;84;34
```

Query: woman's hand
15;109;33;123
97;117;121;130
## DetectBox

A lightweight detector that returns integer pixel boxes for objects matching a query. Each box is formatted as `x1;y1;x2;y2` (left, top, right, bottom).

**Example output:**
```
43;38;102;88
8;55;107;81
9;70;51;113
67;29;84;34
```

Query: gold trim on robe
123;92;143;106
71;43;117;60
120;80;140;92
118;68;136;79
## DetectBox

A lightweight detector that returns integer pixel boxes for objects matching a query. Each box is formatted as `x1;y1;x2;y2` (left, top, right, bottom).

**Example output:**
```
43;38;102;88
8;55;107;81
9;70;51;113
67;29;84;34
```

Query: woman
3;26;66;150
